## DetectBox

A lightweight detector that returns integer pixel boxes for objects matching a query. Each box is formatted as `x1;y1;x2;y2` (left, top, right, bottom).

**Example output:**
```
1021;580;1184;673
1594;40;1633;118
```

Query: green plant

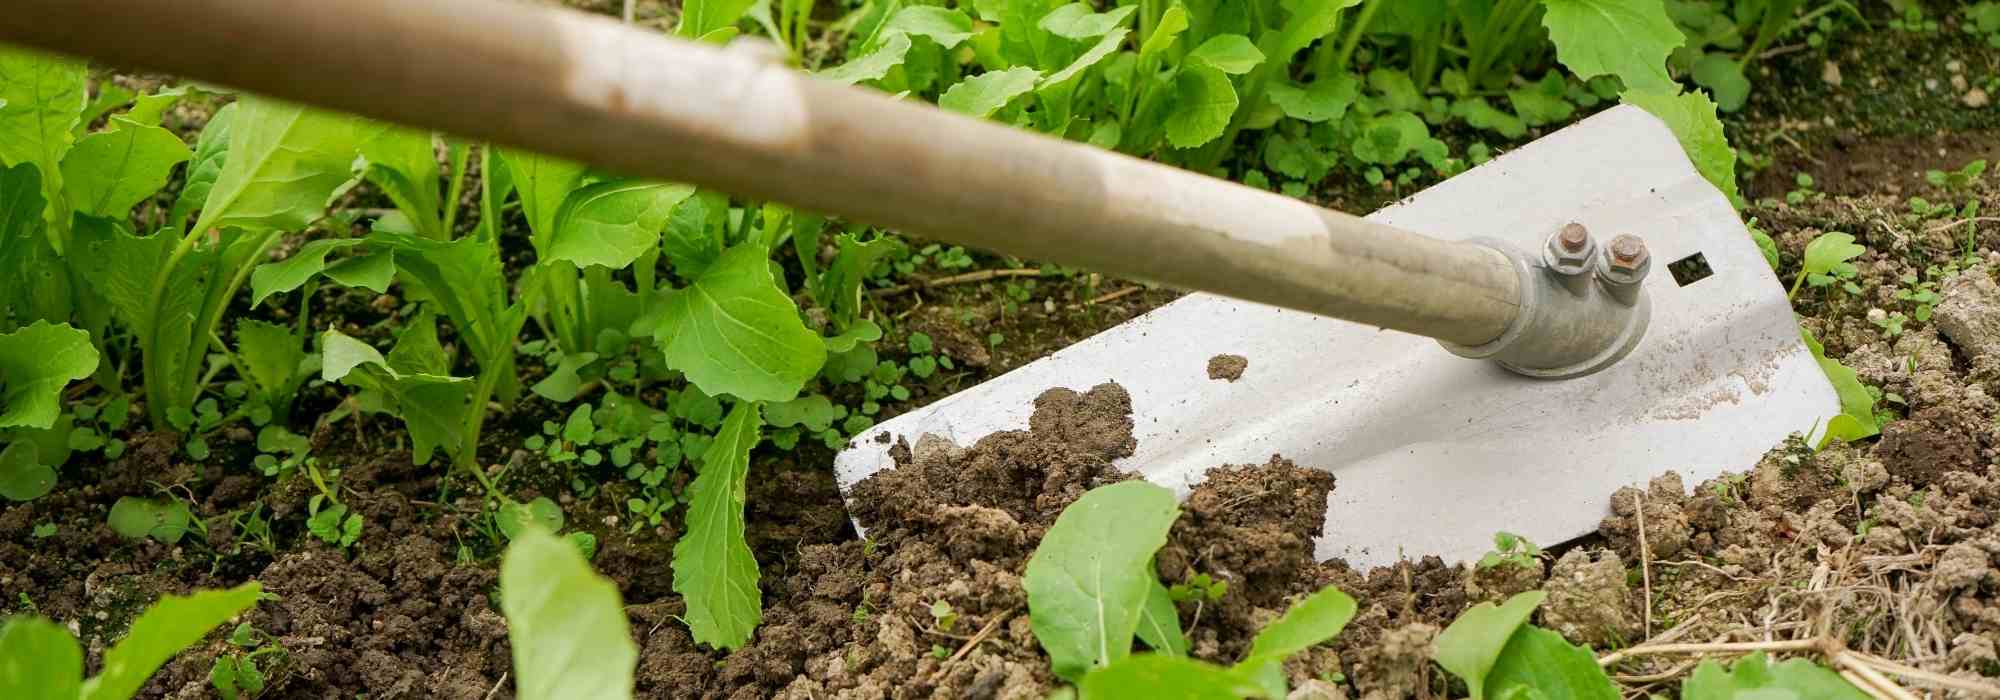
1026;481;1185;680
499;527;637;699
1476;531;1542;570
0;321;99;502
1802;327;1881;447
1927;159;1988;191
1969;3;2000;47
208;622;284;700
107;492;195;544
1076;586;1358;698
1789;231;1863;299
1671;0;1864;112
303;463;363;549
0;582;263;699
1786;172;1817;204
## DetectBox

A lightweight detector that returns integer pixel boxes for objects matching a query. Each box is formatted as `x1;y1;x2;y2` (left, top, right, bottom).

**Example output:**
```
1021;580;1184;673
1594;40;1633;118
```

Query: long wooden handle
1;0;1522;346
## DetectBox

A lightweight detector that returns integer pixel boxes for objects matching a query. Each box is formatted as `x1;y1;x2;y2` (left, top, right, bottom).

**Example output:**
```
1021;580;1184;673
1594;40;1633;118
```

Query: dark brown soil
1206;354;1248;382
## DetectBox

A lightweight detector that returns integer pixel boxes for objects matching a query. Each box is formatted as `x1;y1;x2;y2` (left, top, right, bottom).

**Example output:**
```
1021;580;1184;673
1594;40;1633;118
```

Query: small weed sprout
1791;231;1865;299
1477;531;1542;570
928;599;959;633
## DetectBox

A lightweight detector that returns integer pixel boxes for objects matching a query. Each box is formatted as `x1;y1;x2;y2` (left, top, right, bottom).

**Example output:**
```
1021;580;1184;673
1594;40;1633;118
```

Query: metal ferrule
1439;239;1650;378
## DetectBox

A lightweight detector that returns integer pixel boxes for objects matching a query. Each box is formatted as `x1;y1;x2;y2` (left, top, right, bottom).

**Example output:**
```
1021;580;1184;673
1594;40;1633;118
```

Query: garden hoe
5;0;1840;567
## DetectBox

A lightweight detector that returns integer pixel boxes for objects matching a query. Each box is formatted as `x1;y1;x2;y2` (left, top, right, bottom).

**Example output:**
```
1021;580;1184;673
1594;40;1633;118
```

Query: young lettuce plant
0;582;263;699
499;527;637;700
0;321;100;502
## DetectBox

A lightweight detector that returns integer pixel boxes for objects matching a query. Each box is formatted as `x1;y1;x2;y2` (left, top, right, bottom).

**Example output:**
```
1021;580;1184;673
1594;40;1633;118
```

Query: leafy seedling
1791;232;1864;299
500;527;637;699
1477;531;1542;570
0;582;263;699
1076;585;1358;699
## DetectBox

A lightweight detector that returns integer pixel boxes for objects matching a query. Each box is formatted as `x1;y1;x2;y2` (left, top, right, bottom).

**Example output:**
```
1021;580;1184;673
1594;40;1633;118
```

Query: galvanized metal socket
1542;222;1597;277
1595;234;1651;304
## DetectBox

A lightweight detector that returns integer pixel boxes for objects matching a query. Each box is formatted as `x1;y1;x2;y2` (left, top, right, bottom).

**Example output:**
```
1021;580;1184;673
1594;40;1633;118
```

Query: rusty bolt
1597;234;1652;286
1542;222;1596;275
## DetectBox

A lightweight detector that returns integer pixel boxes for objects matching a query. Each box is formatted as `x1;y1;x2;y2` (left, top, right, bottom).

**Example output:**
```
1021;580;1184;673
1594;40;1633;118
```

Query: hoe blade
835;106;1839;568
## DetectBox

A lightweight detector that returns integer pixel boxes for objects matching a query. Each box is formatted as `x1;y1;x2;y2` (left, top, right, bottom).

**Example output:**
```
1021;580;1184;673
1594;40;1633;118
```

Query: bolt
1597;234;1652;288
1542;222;1596;276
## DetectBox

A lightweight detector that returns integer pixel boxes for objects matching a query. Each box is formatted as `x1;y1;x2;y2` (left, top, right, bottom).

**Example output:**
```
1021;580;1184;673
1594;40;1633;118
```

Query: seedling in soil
928;599;959;633
1476;531;1543;570
1790;231;1865;299
1969;3;2000;47
210;622;285;700
305;464;363;549
1786;173;1819;205
108;492;197;544
1927;159;1988;191
0;582;263;699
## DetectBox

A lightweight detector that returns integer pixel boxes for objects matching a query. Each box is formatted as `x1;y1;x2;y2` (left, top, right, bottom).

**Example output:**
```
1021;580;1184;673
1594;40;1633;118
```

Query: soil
1206;354;1249;382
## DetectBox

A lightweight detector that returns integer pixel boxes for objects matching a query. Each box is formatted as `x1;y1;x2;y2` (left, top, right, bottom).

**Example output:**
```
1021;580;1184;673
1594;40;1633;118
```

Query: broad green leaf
123;87;187;127
1691;53;1750;113
75;83;137;136
1077;654;1259;699
1164;65;1237;149
548;180;696;269
320;328;473;465
1801;232;1863;280
765;394;839;432
1039;3;1138;39
1486;626;1619;700
531;352;600;403
651;245;825;402
661;189;728;277
1681;652;1871;700
1026;481;1182;681
1436;590;1547;700
1452;98;1528;139
1540;0;1684;94
672;402;763;649
365;232;525;371
817;33;914;86
499;149;587;248
0;47;87;217
497;497;566;541
1620;88;1740;205
1369;68;1426;112
82;582;263;700
168;101;237;231
1801;328;1878;445
1242;586;1357;668
1138;4;1191;64
941;67;1044;118
1508;87;1577;126
1188;35;1264;74
60;118;190;218
0;321;99;430
0;441;56;502
1351;111;1431;165
677;0;758;39
360;127;445;239
1135;578;1187;656
67;216;168;339
189;97;374;237
106;496;191;543
0;616;83;699
885;6;977;48
1274;0;1366;59
502;527;637;700
0;165;69;328
1042;29;1129;88
251;239;362;306
1268;75;1360;122
235;320;307;399
325;249;396;292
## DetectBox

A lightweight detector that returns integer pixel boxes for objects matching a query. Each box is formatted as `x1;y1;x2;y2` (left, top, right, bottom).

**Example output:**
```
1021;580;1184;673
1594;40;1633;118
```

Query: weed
1476;531;1543;570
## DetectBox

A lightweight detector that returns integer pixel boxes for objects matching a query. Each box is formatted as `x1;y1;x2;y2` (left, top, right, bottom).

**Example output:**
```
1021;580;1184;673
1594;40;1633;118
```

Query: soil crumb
1207;353;1248;382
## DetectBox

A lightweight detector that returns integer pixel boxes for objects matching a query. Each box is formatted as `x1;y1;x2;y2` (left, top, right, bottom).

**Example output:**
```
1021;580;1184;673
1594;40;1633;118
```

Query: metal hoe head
834;106;1840;568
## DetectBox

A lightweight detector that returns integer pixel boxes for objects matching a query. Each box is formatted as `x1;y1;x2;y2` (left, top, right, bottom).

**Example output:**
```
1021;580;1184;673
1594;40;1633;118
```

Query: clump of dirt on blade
1207;353;1248;382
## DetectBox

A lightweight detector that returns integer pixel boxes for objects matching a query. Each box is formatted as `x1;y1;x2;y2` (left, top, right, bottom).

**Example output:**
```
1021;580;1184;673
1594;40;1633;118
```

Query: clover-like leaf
0;321;99;430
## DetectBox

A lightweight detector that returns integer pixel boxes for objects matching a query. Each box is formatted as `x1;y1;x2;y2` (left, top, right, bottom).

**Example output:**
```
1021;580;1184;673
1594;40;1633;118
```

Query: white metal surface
835;105;1839;568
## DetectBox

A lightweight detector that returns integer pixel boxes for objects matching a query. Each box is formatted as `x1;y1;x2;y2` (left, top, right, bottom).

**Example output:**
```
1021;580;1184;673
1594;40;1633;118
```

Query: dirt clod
1541;549;1638;648
1207;353;1248;382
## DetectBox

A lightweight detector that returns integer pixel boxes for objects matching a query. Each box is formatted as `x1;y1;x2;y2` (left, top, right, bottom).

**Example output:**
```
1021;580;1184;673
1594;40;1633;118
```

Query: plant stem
1332;0;1385;74
442;141;470;236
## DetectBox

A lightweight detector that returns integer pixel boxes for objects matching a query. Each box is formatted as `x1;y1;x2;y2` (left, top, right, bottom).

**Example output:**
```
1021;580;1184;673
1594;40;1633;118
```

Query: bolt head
1543;223;1596;273
1558;223;1590;253
1598;234;1652;284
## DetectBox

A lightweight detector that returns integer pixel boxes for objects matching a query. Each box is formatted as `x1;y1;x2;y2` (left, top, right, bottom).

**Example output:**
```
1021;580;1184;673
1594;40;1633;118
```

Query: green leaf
531;352;600;403
1452;98;1528;139
942;67;1045;118
1268;75;1359;123
677;0;757;38
1135;578;1187;656
1351;111;1431;165
81;583;264;700
320;327;473;465
1690;54;1750;113
60;118;190;219
359;127;445;239
234;319;308;399
1486;626;1619;700
367;232;525;371
1273;0;1367;60
1138;4;1191;64
548;180;696;270
325;249;395;292
1620;88;1740;205
1800;328;1879;445
0;321;99;430
188;97;374;237
1026;481;1182;680
1682;652;1871;700
0;47;86;213
1038;3;1137;39
813;233;902;328
1164;65;1238;149
1078;654;1260;699
817;33;914;86
251;239;362;306
885;6;977;48
1236;586;1357;694
1042;29;1129;88
650;245;824;402
0;441;56;502
1436;590;1547;700
499;149;587;248
1507;87;1576;126
107;496;191;543
672;402;764;649
1801;232;1864;279
1539;0;1685;94
498;497;567;541
1188;35;1265;74
500;527;636;700
123;87;187;127
765;394;840;432
168;101;236;231
0;616;83;699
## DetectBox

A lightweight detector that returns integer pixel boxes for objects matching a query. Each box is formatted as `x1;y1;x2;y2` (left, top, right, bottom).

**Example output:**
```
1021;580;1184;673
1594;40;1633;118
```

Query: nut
1597;234;1651;285
1543;222;1596;274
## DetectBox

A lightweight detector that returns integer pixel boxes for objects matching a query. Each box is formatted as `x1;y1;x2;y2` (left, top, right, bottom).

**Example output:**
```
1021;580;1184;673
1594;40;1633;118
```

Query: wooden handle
0;0;1522;345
